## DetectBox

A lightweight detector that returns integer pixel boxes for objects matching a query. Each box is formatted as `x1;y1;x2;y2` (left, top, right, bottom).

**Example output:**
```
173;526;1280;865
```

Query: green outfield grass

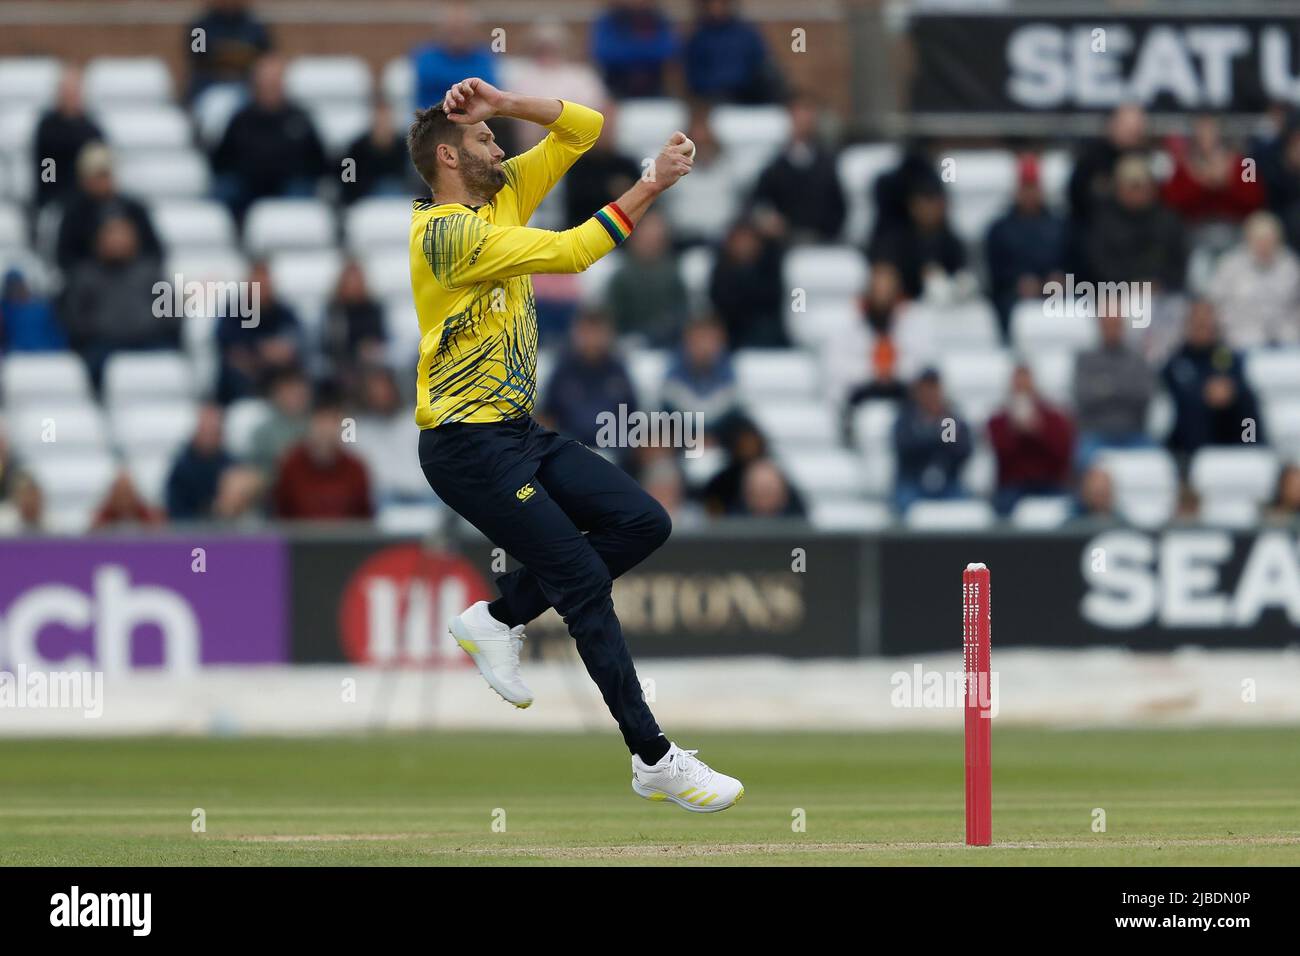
0;728;1297;866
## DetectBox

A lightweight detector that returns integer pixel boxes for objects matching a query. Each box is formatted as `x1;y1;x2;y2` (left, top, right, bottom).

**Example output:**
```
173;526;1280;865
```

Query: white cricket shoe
631;743;745;812
449;601;533;709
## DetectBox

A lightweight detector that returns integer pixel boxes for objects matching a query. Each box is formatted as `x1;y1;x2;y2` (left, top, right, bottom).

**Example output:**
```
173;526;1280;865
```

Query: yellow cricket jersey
409;100;634;428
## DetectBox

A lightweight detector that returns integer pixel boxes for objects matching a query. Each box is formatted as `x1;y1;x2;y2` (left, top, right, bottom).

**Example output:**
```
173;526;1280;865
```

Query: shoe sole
449;617;533;709
631;779;744;813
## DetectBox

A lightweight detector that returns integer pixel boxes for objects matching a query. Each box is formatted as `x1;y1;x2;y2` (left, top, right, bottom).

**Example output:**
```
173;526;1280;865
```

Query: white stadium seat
783;244;867;299
575;248;621;305
1246;349;1300;403
781;448;866;498
711;105;788;181
110;403;199;457
97;106;192;151
28;451;118;532
83;57;174;109
810;499;892;531
270;248;344;324
1095;448;1179;528
103;352;194;408
126;453;174;507
850;399;899;452
285;56;373;107
905;498;996;530
377;503;445;536
1010;299;1099;354
837;143;900;246
1189;447;1279;504
150;199;237;251
223;398;273;458
1265;399;1300;459
735;349;820;399
0;201;25;252
344;198;412;254
678;245;714;309
921;298;1001;354
615;99;688;162
1;353;92;407
10;403;108;452
1024;350;1075;408
750;398;838;449
244;199;337;255
193;83;245;146
626;350;670;408
0;57;61;109
309;103;372;156
116;149;211;198
945;150;1017;245
382;296;421;370
382;57;415;115
362;250;412;300
165;249;248;286
1010;495;1073;529
962;440;996;496
938;349;1014;425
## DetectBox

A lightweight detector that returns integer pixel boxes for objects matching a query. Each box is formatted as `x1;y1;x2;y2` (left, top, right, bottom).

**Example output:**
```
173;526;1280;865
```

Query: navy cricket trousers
419;416;668;753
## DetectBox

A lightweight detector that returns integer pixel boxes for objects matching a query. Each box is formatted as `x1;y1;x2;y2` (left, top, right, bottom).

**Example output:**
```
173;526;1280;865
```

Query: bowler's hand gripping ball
682;137;696;161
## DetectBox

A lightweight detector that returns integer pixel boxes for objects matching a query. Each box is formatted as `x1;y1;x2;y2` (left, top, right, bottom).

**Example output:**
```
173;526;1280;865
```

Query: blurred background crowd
2;0;1300;535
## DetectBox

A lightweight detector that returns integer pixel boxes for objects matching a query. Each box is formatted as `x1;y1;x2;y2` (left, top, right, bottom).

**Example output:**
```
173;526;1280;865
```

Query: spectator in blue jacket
166;404;238;520
591;0;679;98
892;368;972;512
185;0;272;101
1;269;65;353
539;308;638;460
1161;300;1264;461
684;0;782;104
984;155;1066;336
411;1;499;109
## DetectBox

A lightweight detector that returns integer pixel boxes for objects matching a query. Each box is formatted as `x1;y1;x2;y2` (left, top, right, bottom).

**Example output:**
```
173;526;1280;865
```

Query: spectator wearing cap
892;368;973;512
604;210;688;346
987;364;1074;514
1161;300;1263;460
749;91;846;243
272;392;374;520
684;0;782;105
55;142;162;271
1072;310;1155;468
1208;210;1300;348
591;0;679;99
984;154;1067;335
412;1;501;110
33;64;103;211
185;0;272;102
211;54;326;219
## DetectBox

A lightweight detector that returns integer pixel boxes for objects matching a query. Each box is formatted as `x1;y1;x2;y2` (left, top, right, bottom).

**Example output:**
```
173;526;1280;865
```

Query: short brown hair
407;103;466;191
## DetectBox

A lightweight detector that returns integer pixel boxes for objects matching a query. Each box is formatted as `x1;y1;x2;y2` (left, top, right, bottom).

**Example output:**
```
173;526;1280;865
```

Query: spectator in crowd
664;105;742;244
870;140;942;248
1085;153;1187;292
412;1;500;111
500;21;608;150
1259;112;1300;252
0;423;23;516
1161;115;1263;225
868;178;967;301
33;64;103;211
167;403;243;520
684;0;782;104
702;413;781;516
749;91;846;243
826;261;932;413
591;0;679;99
247;365;312;478
1067;103;1149;238
1072;464;1117;522
321;259;387;390
641;455;704;528
351;365;429;503
1161;300;1263;460
987;364;1075;514
539;308;638;452
1072;310;1155;467
892;368;972;512
1;268;65;353
604;211;687;344
92;470;165;529
215;260;302;404
272;393;374;520
985;154;1066;334
185;0;272;101
1208;210;1300;348
734;458;806;519
211;54;326;219
1266;463;1300;521
0;470;44;535
338;99;423;205
561;102;641;229
60;216;175;390
55;143;161;271
661;312;740;427
709;216;787;348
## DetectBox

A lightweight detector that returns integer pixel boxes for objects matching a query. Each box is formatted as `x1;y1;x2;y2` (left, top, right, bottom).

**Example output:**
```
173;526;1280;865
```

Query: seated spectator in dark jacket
1072;464;1118;523
339;100;423;205
701;413;769;515
33;64;103;211
661;313;740;428
684;0;781;104
185;0;272;101
750;91;846;243
1067;103;1149;270
321;259;387;391
412;1;499;110
272;395;374;520
1162;301;1263;459
60;216;175;390
985;155;1066;334
562;102;642;228
215;260;303;404
1086;154;1187;292
892;368;972;512
605;211;688;345
93;470;166;529
167;404;238;519
1161;115;1263;225
987;364;1074;514
1260;113;1300;252
709;217;788;348
1;269;65;353
870;141;941;247
212;54;326;218
732;458;806;519
869;180;966;300
540;309;638;453
591;0;679;99
55;143;162;272
1072;310;1155;467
